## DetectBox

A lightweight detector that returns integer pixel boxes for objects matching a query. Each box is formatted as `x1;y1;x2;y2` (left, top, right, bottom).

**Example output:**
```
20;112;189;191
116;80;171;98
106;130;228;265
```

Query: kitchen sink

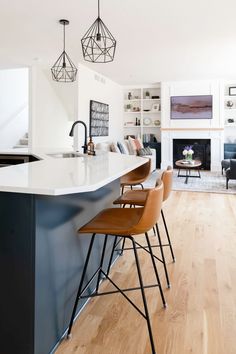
47;152;84;158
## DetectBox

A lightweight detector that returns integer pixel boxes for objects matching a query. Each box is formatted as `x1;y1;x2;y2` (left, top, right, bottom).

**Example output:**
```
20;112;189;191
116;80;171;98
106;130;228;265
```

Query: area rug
143;169;236;195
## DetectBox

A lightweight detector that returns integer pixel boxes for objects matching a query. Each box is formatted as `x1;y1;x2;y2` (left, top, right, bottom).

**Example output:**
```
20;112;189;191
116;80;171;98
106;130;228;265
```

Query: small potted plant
145;91;150;99
126;104;132;112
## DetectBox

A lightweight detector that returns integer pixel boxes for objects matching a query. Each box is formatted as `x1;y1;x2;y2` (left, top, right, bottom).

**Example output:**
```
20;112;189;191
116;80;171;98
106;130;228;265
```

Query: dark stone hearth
173;139;211;170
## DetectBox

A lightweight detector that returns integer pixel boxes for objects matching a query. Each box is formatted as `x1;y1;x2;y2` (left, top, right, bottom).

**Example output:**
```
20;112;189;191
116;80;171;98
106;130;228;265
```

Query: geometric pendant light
51;19;78;82
81;0;116;63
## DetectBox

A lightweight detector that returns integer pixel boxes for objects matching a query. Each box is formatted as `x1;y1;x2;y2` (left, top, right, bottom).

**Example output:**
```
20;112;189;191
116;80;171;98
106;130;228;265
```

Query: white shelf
124;99;141;102
224;95;236;99
124;111;141;114
124;125;141;128
224;108;236;111
143;111;161;114
225;124;236;127
142;98;161;101
143;125;161;128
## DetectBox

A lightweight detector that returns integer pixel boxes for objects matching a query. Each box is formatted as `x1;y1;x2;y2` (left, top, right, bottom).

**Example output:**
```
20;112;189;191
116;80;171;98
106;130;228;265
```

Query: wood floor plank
56;191;236;354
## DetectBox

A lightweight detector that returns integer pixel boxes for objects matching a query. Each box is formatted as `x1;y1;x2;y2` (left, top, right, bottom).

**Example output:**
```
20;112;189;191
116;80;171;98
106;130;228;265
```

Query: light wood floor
56;191;236;354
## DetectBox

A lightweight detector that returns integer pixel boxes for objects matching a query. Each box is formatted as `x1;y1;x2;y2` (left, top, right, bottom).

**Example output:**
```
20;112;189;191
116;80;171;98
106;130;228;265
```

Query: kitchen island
0;150;146;354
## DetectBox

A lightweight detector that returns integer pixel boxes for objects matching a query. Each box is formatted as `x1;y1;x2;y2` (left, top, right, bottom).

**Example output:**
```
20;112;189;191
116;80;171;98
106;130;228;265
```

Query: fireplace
173;139;211;170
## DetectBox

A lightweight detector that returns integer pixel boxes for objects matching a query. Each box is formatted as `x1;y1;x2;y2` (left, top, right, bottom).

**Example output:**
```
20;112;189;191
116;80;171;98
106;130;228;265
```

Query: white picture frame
152;103;160;112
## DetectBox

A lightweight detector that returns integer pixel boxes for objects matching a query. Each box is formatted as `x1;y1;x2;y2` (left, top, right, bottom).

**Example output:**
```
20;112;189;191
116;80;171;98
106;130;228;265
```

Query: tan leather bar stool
113;166;175;288
120;158;151;194
67;181;166;354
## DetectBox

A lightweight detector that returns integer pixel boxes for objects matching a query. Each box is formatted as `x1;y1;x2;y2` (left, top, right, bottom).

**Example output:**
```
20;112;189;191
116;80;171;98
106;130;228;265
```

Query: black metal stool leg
96;234;108;293
106;236;118;277
131;238;156;354
120;237;126;255
161;209;175;262
155;226;171;288
145;232;167;304
153;227;156;236
67;233;96;338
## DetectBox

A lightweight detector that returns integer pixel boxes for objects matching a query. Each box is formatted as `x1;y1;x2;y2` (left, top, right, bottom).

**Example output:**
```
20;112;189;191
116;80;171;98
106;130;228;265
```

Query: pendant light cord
98;0;100;18
63;22;66;66
63;22;66;52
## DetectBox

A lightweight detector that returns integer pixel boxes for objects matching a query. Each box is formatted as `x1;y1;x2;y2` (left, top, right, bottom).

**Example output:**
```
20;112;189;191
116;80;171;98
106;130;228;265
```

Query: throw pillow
137;147;153;156
128;136;143;155
225;151;236;159
110;142;121;153
137;137;144;149
117;141;129;154
145;146;152;155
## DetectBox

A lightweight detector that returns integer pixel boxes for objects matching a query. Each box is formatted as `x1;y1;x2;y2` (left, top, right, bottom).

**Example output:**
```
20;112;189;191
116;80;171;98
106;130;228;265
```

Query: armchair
226;159;236;189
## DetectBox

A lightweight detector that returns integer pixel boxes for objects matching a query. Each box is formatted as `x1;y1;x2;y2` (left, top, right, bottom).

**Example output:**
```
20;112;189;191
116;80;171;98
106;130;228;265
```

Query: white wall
31;65;77;149
30;64;123;151
0;68;28;149
75;64;123;151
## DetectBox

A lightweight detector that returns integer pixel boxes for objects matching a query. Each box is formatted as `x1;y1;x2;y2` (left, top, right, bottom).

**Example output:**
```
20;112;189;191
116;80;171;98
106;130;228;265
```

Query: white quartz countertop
0;149;147;196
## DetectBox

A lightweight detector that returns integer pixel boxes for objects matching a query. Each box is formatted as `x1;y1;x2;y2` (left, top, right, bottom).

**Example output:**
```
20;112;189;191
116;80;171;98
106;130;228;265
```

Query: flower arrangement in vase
182;145;194;161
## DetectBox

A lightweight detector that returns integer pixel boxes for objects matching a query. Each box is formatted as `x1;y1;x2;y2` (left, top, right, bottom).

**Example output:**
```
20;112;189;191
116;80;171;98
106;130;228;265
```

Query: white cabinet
123;84;161;142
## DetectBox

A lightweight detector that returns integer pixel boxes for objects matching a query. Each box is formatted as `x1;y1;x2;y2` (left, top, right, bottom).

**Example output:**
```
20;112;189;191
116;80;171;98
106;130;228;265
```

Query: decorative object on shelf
145;91;150;99
51;19;77;83
154;119;161;126
132;107;140;112
182;145;194;161
143;117;152;126
87;137;96;155
229;87;236;96
226;100;234;108
128;92;132;100
134;96;139;99
152;103;160;112
227;118;235;123
143;109;150;112
152;95;160;99
90;100;109;136
126;104;132;112
125;121;135;126
81;0;116;63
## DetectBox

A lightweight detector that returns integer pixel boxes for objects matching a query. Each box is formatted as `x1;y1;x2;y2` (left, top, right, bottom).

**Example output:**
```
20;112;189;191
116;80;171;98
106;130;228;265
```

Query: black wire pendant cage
81;0;117;63
51;19;78;83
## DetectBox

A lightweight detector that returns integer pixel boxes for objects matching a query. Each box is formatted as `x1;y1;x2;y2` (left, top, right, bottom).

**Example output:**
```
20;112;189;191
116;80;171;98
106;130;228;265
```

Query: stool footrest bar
80;283;159;298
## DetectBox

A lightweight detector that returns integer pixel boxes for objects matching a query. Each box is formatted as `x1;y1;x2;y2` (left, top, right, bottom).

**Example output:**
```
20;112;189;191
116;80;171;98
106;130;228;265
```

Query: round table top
175;159;202;168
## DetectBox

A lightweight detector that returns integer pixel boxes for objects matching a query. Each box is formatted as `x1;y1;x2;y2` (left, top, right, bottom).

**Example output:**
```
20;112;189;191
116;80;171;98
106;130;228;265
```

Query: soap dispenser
87;136;96;155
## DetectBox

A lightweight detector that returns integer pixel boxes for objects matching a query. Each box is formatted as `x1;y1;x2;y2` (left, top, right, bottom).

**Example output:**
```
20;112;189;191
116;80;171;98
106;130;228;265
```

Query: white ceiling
1;0;236;84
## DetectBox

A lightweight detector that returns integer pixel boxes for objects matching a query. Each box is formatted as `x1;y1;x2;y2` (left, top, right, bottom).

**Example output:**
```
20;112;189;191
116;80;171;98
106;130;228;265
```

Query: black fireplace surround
173;139;211;170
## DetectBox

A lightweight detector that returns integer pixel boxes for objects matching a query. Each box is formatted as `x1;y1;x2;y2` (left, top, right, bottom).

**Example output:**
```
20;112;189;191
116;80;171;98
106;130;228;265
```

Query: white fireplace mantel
161;129;224;171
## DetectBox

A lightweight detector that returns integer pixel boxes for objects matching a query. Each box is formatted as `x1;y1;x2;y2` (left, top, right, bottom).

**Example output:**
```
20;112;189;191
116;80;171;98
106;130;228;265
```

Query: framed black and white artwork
89;100;109;137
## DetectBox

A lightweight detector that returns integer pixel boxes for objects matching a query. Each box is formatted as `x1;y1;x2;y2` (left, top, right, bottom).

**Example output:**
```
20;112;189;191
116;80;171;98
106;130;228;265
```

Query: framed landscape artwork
170;95;213;119
89;100;109;136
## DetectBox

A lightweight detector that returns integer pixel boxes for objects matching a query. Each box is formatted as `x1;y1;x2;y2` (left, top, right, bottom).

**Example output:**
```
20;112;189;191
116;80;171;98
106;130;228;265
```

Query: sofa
226;159;236;189
221;143;236;174
95;139;156;171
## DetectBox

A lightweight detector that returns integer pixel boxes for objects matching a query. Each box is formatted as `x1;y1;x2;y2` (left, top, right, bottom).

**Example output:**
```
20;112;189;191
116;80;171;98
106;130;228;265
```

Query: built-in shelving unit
224;85;236;127
123;84;161;142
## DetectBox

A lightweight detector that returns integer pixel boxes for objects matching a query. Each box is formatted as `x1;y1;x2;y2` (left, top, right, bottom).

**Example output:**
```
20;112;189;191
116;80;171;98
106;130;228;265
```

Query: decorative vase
185;153;193;161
